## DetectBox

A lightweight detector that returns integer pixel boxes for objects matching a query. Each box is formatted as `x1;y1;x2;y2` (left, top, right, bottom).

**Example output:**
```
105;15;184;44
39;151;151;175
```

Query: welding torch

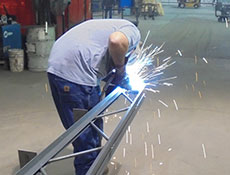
100;68;131;100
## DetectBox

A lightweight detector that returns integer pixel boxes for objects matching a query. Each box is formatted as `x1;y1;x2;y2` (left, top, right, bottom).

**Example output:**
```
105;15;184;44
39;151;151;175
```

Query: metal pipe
39;167;48;175
91;122;109;141
122;93;133;103
48;147;103;164
96;107;129;119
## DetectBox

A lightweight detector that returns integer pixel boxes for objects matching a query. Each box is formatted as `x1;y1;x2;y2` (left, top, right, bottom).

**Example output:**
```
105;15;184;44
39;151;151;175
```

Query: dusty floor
1;5;230;175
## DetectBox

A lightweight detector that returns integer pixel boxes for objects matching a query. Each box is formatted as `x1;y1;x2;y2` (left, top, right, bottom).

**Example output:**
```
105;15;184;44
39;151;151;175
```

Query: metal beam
16;87;145;175
86;89;145;175
16;87;124;175
48;147;103;164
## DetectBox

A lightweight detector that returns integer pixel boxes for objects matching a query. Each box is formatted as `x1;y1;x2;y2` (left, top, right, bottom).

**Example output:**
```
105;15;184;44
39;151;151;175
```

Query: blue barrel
120;0;132;7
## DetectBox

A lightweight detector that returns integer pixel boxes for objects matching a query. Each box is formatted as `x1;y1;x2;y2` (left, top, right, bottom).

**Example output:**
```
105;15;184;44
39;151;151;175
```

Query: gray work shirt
47;19;140;86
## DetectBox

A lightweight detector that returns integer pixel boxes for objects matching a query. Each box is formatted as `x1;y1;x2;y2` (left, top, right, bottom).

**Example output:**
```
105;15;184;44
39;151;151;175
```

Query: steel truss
16;87;145;175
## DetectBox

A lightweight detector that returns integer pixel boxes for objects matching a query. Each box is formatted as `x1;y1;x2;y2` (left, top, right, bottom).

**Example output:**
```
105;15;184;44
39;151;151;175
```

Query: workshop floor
1;5;230;175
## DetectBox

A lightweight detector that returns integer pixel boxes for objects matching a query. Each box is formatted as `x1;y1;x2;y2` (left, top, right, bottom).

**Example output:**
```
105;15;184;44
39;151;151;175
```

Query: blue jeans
48;73;103;175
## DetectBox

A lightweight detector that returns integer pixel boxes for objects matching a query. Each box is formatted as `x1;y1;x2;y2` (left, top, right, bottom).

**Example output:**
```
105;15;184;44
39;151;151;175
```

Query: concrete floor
1;5;230;175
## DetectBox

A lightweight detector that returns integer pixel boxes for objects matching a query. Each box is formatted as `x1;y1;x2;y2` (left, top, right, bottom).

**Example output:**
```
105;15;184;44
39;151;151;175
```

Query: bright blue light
126;65;145;91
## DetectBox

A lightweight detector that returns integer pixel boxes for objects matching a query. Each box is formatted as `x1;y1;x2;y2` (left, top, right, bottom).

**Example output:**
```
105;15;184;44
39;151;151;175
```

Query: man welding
47;19;140;175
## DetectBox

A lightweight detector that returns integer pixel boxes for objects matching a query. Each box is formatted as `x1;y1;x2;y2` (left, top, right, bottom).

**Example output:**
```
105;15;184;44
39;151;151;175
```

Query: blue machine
0;23;22;60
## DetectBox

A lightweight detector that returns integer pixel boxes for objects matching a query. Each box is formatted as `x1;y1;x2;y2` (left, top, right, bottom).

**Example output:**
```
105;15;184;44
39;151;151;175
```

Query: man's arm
108;31;129;72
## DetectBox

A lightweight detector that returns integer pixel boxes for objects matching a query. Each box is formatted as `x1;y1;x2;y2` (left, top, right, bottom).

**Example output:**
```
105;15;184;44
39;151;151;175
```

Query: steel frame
16;87;145;175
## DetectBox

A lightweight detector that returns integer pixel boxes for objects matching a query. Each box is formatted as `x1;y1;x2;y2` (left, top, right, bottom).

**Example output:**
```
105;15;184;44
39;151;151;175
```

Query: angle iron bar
90;122;109;141
122;92;134;103
39;168;48;175
86;88;145;175
96;107;129;119
16;87;125;175
48;146;103;164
